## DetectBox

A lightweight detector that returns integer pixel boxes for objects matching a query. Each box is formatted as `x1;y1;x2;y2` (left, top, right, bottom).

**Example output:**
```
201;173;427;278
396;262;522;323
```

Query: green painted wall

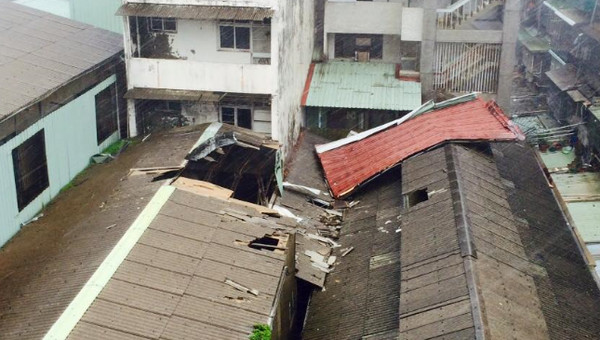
0;76;119;247
70;0;123;34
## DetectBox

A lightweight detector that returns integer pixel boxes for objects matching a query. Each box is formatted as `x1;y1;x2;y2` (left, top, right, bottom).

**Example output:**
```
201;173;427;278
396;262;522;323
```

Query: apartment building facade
313;0;519;111
118;0;314;152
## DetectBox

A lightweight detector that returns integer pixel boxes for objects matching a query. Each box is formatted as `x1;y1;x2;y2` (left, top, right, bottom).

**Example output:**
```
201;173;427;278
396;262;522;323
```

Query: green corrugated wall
70;0;123;34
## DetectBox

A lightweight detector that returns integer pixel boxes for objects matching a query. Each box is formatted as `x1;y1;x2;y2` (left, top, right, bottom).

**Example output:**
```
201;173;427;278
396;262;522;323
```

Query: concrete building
117;0;315;153
313;0;519;118
0;2;125;247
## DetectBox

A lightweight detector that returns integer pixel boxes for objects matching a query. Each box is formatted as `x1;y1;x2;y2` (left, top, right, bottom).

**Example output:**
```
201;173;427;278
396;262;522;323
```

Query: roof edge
43;185;176;340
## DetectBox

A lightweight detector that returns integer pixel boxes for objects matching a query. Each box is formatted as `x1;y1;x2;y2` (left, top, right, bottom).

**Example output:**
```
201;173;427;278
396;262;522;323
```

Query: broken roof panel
0;2;123;121
62;187;292;339
316;96;522;198
302;61;422;111
116;3;274;21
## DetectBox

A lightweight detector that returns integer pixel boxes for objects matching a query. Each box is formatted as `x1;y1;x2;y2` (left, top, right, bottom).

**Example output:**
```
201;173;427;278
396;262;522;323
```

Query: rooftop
302;61;422;111
0;2;123;121
316;95;523;198
116;2;274;20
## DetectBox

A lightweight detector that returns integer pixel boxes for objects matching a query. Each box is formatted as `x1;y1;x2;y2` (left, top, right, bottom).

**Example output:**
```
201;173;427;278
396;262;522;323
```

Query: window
149;17;177;33
334;34;383;59
95;84;118;145
221;107;252;129
405;188;429;207
12;130;49;211
219;23;251;50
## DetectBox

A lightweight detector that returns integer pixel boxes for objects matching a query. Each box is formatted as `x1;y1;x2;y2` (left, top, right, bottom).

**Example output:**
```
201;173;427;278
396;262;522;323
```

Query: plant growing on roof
249;324;271;340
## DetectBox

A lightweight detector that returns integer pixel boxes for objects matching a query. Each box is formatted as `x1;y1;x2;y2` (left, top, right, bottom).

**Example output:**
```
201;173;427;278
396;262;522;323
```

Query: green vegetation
102;139;128;155
249;324;271;340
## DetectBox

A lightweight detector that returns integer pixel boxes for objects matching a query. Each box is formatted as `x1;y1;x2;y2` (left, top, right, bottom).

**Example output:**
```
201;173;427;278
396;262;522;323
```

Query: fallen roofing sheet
116;3;273;21
0;2;123;121
316;96;523;198
302;61;422;111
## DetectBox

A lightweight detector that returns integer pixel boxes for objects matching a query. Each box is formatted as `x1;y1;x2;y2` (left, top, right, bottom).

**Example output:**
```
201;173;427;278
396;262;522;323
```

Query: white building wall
324;1;403;35
271;0;314;153
0;76;119;247
128;58;273;94
168;19;256;63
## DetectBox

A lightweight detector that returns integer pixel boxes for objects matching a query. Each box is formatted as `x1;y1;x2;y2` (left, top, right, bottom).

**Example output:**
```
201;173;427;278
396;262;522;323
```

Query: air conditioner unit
355;51;370;62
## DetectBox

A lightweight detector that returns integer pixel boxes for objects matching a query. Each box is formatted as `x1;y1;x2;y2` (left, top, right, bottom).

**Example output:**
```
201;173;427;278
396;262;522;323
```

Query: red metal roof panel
317;97;522;198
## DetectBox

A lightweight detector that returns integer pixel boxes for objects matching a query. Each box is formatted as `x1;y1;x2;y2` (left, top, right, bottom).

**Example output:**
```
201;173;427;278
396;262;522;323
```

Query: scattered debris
272;205;303;222
341;246;354;257
225;279;259;296
142;133;151;142
348;200;360;208
21;213;43;227
283;182;329;198
90;153;114;164
308;197;331;208
106;224;116;230
305;233;341;248
304;250;334;273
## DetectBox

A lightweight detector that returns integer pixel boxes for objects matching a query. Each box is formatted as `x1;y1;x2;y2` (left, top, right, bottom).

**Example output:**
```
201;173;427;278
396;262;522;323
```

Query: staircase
434;42;501;93
437;0;503;30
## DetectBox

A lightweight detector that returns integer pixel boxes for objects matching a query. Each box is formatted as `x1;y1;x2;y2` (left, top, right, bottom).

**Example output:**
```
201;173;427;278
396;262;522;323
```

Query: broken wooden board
172;177;234;199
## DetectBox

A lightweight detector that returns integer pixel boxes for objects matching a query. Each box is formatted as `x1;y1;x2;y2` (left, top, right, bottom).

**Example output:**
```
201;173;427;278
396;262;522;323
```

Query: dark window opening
95;84;118;145
12;130;49;211
221;106;252;129
249;235;280;251
219;23;251;50
149;17;177;33
334;34;383;59
407;188;428;207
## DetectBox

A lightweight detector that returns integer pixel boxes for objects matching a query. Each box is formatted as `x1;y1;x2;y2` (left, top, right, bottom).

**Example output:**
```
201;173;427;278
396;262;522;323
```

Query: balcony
128;58;274;95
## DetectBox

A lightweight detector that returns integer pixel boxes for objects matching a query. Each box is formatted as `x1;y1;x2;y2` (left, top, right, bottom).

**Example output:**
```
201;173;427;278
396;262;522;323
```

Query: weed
249;324;271;340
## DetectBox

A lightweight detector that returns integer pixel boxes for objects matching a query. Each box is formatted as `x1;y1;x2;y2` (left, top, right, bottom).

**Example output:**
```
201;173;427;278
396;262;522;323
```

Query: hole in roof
406;188;428;207
248;235;280;252
151;170;180;182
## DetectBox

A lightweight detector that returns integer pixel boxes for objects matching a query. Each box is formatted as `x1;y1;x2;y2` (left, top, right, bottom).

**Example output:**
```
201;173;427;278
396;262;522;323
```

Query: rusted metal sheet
317;97;522;198
116;3;274;21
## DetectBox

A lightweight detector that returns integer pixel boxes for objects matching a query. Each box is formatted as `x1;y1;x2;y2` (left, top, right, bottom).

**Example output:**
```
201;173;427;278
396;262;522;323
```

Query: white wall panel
0;76;118;247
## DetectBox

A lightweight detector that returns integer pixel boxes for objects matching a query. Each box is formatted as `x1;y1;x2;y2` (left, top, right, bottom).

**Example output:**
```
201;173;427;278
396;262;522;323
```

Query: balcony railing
437;0;493;29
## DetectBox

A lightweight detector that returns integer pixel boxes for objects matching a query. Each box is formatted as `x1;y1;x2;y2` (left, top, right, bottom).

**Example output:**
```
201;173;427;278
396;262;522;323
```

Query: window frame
95;83;118;145
218;21;252;51
220;106;253;129
12;130;49;212
148;17;177;33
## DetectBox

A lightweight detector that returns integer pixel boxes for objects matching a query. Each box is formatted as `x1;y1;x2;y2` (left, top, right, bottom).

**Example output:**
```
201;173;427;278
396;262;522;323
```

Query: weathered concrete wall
497;0;520;111
181;101;219;125
128;58;274;94
324;1;403;35
419;0;437;101
126;0;276;8
271;0;315;155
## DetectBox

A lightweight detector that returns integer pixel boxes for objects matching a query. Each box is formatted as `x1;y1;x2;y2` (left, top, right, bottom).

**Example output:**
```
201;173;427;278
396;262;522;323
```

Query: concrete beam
436;29;503;43
497;0;520;112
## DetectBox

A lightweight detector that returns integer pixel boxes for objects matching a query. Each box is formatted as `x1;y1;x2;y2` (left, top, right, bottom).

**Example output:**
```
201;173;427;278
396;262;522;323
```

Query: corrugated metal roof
317;97;522;198
545;63;578;91
68;187;290;339
0;2;123;121
116;3;274;21
518;28;550;53
303;62;422;111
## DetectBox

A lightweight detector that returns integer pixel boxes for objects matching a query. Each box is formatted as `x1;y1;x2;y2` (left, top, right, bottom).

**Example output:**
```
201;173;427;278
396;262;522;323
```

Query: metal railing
436;0;492;29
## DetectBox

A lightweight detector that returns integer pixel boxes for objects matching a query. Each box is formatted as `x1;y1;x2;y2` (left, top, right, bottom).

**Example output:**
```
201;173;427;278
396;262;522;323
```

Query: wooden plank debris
225;279;259;296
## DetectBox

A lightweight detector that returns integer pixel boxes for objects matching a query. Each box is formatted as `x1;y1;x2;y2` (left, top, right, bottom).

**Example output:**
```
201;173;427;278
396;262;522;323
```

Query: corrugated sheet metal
71;0;123;34
303;62;422;111
317;97;522;198
0;76;118;247
0;2;123;121
545;63;578;91
116;3;274;21
68;188;293;339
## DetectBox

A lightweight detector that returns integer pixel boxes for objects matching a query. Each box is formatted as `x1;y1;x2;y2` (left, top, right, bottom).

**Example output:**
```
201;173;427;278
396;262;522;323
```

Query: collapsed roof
316;94;524;198
304;141;600;339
